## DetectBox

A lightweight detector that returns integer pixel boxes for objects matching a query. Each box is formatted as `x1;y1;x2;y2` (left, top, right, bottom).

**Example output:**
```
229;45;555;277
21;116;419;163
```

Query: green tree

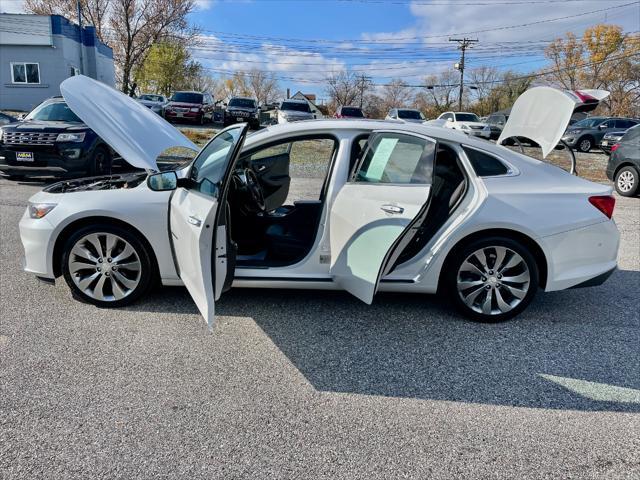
134;42;200;97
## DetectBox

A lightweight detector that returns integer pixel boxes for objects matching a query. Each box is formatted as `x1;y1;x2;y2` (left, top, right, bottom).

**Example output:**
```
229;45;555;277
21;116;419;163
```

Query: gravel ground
1;177;639;479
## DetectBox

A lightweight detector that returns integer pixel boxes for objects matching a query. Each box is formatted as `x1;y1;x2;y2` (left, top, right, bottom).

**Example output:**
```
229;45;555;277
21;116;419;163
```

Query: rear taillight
610;143;620;152
589;195;615;219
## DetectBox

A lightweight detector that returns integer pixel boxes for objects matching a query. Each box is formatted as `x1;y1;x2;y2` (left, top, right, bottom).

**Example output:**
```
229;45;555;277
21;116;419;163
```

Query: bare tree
379;78;413;112
26;0;197;94
325;70;362;110
468;66;499;116
416;70;460;117
246;69;282;105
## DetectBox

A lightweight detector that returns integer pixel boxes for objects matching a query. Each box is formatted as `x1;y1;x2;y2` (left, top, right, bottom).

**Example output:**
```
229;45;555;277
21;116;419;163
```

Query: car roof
230;96;256;101
281;99;308;104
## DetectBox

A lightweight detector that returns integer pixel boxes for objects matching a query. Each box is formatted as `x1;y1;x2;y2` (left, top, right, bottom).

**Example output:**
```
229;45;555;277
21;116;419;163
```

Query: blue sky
186;0;639;99
2;0;639;99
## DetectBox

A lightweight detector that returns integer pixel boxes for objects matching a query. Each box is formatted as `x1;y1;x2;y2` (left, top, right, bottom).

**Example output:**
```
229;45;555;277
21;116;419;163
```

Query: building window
11;63;40;84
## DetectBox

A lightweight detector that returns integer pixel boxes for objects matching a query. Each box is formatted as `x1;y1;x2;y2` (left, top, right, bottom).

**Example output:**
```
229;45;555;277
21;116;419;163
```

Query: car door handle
381;204;404;214
188;216;202;227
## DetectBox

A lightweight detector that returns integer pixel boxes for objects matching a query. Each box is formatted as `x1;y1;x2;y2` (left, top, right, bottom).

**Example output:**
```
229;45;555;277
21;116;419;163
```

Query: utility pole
77;0;84;75
357;74;371;108
449;37;478;111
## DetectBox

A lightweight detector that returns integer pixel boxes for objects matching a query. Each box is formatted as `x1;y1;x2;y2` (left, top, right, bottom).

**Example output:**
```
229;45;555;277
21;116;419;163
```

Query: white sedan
19;77;619;325
437;111;491;138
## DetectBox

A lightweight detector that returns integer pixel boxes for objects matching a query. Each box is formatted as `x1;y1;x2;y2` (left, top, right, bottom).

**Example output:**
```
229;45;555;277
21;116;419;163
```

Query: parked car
485;113;509;140
437;112;490;139
20;76;619;326
0;97;114;180
561;117;639;153
335;106;365;119
136;94;167;115
0;112;19;125
385;108;425;123
600;131;626;154
606;125;640;197
277;99;314;123
164;91;215;125
223;97;260;129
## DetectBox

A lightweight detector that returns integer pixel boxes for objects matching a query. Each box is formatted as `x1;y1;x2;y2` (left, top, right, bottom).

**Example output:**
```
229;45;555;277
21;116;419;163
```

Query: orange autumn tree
544;24;640;117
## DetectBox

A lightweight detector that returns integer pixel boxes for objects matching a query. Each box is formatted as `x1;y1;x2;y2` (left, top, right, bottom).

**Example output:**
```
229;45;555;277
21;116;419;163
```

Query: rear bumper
540;219;620;292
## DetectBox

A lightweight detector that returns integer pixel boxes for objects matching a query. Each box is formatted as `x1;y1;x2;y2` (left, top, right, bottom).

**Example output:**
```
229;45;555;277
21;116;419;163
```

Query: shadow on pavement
131;269;640;412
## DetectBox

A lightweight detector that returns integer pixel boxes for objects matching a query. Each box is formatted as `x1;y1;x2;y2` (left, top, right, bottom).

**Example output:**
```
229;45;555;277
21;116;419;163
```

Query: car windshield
172;92;203;104
398;110;423;120
26;101;82;123
341;107;364;117
456;113;480;122
572;117;605;128
140;95;163;102
229;98;256;108
281;102;311;113
487;115;506;125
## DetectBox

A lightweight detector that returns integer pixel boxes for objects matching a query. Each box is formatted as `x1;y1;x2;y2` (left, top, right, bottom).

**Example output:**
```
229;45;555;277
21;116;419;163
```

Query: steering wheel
234;168;266;212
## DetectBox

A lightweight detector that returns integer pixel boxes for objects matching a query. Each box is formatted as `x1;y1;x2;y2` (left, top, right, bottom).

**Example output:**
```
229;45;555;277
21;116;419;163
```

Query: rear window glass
397;110;423;120
622;125;640;142
281;101;311;113
463;147;509;177
341;107;364;117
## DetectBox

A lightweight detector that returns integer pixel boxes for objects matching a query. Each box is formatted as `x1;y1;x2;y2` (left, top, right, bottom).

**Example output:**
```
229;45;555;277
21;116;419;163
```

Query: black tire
576;136;593;153
88;146;112;176
444;236;539;323
61;224;154;308
614;166;640;197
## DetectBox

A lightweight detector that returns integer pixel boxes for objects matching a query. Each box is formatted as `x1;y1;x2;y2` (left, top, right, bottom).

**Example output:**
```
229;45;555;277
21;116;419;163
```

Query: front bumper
19;208;57;279
0;145;88;177
540;219;620;292
165;110;200;121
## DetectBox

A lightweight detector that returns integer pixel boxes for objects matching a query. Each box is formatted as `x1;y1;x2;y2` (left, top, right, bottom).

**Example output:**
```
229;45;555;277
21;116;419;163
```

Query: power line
449;38;479;110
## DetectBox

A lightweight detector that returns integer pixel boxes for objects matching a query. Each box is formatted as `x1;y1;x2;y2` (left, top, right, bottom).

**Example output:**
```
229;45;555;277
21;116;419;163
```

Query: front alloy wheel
62;225;153;307
447;238;539;322
614;166;639;197
577;137;592;153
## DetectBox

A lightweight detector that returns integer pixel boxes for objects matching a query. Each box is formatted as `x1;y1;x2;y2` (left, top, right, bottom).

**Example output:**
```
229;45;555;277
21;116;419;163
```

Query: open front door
330;131;436;303
169;124;249;327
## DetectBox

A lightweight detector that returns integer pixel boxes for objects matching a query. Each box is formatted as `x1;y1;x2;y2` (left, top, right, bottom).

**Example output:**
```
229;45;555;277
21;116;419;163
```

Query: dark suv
164;91;215;125
223;97;260;129
606;125;640;197
561;117;639;153
0;97;113;180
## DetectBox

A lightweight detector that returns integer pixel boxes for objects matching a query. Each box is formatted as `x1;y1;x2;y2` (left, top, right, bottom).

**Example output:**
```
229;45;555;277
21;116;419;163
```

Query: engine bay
44;173;148;193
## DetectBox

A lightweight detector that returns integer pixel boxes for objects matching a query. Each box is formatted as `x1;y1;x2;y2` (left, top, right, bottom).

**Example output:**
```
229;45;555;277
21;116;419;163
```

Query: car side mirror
447;117;453;122
599;124;607;130
147;171;178;191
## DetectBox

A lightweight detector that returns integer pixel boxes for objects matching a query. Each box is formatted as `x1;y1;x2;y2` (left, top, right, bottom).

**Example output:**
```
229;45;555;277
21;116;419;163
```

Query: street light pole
77;0;84;75
449;37;478;111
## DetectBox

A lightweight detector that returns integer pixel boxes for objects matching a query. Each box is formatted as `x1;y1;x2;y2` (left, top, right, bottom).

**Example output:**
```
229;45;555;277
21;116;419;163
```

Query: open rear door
329;131;436;303
169;124;249;327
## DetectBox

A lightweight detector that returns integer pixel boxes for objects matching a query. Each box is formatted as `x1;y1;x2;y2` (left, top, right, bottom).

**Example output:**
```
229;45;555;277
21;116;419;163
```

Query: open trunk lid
497;87;610;158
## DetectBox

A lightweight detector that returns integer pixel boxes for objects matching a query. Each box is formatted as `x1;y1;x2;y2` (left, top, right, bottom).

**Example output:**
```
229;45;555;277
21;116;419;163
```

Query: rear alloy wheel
62;225;153;307
446;237;539;322
614;166;639;197
577;137;593;153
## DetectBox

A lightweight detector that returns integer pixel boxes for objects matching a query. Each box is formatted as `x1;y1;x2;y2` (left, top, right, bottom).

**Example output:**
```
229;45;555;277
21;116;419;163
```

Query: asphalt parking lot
1;177;639;479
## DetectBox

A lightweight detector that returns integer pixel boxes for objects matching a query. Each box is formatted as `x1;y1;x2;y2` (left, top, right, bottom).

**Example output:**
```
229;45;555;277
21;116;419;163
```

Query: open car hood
60;76;198;171
497;87;610;158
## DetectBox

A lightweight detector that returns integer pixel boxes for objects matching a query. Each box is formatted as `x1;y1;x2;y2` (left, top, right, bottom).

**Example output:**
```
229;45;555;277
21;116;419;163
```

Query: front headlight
56;132;85;143
190;107;200;113
0;128;3;142
460;124;470;130
28;202;57;219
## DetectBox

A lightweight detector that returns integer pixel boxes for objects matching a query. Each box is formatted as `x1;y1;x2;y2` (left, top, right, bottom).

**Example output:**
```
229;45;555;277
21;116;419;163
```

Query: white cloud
194;0;215;11
0;0;26;14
